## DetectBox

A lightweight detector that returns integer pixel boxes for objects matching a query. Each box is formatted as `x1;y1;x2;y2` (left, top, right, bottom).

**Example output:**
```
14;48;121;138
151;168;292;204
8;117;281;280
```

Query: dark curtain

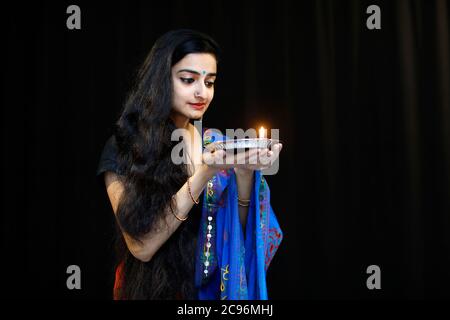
1;0;449;299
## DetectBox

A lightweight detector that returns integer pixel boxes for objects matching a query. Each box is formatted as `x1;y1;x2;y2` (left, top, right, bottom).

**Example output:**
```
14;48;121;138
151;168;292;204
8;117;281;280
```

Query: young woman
96;29;283;300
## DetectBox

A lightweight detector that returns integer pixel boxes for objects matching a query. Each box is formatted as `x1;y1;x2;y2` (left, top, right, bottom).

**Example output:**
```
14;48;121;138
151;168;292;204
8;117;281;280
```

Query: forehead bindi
175;53;217;75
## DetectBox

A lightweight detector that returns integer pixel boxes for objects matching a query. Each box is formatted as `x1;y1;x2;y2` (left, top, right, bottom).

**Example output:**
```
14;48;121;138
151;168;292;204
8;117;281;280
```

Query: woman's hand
202;143;283;174
235;143;283;173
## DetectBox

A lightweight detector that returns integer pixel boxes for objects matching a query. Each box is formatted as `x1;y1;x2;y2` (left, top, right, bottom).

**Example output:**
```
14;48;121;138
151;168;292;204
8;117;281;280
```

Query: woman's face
171;53;217;126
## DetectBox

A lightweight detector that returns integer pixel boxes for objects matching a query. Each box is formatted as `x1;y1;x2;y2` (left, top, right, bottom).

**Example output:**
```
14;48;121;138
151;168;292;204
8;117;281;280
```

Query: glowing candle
259;126;266;139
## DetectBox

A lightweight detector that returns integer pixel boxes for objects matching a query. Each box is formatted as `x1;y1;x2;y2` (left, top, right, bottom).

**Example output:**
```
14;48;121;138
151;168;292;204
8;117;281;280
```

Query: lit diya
204;127;280;152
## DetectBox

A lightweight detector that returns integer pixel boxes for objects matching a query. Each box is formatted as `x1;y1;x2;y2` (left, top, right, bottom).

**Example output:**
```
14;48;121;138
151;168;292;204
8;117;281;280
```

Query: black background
1;0;449;299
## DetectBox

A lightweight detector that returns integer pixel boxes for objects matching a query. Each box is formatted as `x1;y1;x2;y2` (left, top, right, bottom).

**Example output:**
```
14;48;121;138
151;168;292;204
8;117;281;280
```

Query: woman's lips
189;103;206;110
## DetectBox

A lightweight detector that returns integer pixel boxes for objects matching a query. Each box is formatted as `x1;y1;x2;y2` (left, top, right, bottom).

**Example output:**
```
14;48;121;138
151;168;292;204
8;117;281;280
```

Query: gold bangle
171;209;188;221
238;202;250;207
238;197;251;207
187;177;199;205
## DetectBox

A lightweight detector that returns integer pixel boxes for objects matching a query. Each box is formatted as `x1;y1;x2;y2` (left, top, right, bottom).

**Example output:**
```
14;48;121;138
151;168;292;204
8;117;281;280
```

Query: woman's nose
195;85;206;99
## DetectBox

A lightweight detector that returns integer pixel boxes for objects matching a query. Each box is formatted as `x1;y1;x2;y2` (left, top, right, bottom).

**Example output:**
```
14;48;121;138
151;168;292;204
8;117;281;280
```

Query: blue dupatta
194;130;283;300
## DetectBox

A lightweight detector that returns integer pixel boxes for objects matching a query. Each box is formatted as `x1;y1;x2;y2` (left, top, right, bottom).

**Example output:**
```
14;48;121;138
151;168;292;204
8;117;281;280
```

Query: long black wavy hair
113;29;220;299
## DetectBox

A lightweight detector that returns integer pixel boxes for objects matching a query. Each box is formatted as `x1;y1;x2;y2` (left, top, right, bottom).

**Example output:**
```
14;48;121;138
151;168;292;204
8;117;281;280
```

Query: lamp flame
259;126;266;139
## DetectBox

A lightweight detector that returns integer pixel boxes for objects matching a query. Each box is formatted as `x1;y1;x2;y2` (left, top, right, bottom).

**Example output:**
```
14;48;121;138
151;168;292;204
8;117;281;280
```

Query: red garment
113;261;125;300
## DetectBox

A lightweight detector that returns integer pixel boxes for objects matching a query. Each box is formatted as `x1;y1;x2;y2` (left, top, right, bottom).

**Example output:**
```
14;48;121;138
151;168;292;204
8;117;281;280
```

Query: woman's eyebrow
177;69;217;77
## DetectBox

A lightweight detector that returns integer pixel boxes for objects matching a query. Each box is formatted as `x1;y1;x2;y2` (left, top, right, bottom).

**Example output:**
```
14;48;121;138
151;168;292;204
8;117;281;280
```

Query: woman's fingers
267;143;282;162
204;144;282;170
203;149;226;167
248;144;282;169
247;148;263;165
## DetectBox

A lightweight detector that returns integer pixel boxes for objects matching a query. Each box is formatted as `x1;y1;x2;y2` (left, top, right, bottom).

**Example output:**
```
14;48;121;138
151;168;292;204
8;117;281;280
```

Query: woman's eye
205;81;215;88
180;77;194;84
